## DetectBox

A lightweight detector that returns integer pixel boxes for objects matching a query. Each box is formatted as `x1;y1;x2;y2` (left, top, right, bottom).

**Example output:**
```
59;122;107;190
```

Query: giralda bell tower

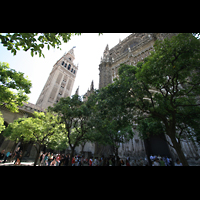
36;47;78;109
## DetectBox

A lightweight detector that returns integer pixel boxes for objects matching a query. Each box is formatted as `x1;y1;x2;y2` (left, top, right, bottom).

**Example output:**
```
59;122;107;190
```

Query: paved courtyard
0;161;34;166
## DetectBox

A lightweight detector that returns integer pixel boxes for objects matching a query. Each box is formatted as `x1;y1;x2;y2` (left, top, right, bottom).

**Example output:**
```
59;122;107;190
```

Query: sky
0;33;131;104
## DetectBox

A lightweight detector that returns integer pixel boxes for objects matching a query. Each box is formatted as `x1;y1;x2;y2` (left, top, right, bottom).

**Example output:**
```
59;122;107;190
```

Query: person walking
3;151;11;163
72;156;75;166
40;153;47;166
14;148;20;164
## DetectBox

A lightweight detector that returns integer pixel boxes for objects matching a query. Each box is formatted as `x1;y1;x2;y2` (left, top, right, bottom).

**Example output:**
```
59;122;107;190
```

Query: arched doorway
144;132;174;166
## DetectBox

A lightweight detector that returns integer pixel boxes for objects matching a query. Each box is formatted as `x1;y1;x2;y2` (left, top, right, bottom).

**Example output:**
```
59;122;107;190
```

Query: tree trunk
170;136;189;166
34;144;41;166
115;147;119;166
68;147;75;166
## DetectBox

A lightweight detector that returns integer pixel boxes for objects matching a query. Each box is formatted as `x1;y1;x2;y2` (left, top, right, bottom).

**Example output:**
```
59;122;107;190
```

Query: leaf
31;49;34;57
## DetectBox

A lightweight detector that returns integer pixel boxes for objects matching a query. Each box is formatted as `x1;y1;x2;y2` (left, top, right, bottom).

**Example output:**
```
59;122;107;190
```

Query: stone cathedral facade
96;33;200;164
77;33;200;165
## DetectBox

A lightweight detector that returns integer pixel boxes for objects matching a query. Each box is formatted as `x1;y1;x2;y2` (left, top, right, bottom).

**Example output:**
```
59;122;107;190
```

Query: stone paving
0;161;34;166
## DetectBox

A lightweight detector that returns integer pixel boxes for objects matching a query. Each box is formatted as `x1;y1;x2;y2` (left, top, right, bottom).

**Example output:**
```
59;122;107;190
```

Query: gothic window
71;68;73;72
68;64;71;70
62;61;64;65
69;57;71;60
64;63;67;68
74;70;76;74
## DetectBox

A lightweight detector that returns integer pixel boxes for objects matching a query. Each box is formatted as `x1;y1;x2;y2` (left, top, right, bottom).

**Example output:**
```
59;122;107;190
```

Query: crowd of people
0;148;22;165
38;153;151;166
0;148;183;166
38;153;127;166
149;154;182;166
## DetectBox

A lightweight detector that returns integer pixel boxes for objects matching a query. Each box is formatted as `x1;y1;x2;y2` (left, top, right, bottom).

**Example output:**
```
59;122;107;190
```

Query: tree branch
141;81;155;108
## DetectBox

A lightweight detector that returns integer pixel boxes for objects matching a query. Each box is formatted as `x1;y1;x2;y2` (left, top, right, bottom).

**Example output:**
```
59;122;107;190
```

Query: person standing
50;158;56;166
81;156;84;166
89;157;92;166
126;158;130;166
174;158;183;166
160;158;166;166
56;154;61;166
0;149;5;162
120;159;125;166
44;153;49;166
152;158;160;166
40;153;47;166
72;156;75;166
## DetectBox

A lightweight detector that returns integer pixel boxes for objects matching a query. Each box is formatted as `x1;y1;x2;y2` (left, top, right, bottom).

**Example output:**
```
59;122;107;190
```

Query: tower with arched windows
36;48;78;109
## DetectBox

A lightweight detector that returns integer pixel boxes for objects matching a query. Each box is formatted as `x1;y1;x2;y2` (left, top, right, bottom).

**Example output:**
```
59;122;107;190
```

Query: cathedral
77;33;200;164
1;33;200;165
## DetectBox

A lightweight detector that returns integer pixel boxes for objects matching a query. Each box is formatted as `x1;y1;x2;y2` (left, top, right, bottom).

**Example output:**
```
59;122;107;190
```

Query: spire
90;80;94;91
105;44;109;51
103;44;109;60
69;47;75;56
75;86;79;95
64;46;76;62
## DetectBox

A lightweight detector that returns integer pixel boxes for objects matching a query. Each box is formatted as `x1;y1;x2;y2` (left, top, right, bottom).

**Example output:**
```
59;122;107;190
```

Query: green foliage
88;82;135;149
3;111;64;149
0;62;32;112
112;33;200;165
0;112;5;133
0;33;103;57
49;94;95;149
137;117;165;140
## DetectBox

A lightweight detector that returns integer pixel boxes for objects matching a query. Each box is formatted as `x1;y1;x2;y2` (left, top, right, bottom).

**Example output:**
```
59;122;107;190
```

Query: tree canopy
49;94;95;165
3;111;64;166
0;33;103;57
0;62;32;112
111;33;200;165
87;85;134;162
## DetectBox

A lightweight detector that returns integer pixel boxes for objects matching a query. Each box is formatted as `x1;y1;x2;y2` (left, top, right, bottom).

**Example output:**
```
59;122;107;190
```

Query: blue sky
0;33;131;104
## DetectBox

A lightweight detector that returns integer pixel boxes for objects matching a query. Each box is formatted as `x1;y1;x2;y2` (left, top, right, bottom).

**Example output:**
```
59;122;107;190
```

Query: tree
0;33;103;57
49;94;94;166
0;111;5;133
114;33;200;165
0;62;32;112
3;111;63;166
88;86;134;165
